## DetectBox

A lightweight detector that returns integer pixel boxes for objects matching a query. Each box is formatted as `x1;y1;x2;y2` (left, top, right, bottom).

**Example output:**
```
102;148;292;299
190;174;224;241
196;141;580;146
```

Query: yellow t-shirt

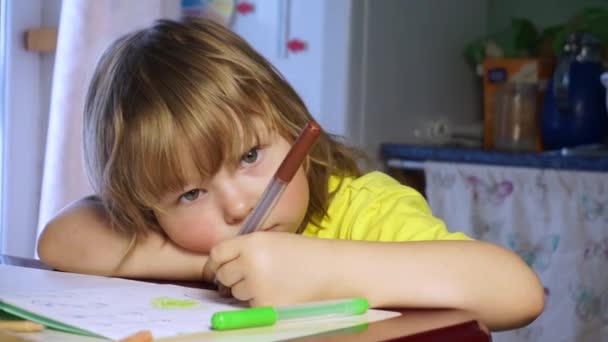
302;171;470;242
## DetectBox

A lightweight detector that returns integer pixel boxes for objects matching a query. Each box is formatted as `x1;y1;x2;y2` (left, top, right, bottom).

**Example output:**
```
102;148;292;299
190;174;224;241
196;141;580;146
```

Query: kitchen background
1;1;607;341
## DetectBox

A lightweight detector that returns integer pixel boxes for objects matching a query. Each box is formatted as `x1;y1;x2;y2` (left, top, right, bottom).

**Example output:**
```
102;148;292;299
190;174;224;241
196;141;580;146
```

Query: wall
487;0;608;33
354;0;487;162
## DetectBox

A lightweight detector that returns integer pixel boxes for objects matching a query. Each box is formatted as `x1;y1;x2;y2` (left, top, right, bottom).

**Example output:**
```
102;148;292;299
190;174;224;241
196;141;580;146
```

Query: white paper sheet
1;265;400;341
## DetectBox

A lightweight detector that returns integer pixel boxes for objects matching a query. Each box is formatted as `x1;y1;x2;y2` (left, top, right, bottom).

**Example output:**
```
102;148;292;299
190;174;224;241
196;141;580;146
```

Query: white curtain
36;0;166;244
425;161;608;342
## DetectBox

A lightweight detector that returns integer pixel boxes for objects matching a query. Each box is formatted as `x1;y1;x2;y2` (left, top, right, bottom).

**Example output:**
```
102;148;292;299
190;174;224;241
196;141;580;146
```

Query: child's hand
202;232;330;307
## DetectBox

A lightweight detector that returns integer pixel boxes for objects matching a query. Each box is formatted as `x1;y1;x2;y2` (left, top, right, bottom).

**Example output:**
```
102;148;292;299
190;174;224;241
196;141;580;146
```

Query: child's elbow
504;269;545;330
487;246;546;331
521;280;545;325
489;275;544;331
37;220;62;269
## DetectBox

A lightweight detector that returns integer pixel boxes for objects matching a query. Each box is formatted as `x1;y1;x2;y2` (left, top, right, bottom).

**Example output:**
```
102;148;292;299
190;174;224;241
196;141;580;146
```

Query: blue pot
542;61;608;149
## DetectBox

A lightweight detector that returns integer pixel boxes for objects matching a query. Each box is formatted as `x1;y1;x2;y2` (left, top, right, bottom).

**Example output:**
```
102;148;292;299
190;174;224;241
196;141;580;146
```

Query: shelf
381;143;608;172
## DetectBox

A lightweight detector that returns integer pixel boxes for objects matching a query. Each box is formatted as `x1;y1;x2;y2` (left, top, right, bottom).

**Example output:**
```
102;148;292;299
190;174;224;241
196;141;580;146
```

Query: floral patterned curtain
425;161;608;342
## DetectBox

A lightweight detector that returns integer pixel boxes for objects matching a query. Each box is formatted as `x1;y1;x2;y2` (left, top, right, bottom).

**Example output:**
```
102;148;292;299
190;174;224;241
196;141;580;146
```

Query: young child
37;18;544;331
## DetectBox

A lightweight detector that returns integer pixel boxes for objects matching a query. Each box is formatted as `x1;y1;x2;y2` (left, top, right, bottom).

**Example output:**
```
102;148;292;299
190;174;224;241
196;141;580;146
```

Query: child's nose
217;183;253;225
223;198;251;225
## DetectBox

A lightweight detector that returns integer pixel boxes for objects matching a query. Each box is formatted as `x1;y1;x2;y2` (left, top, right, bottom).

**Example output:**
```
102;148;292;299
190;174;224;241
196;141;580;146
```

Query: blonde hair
84;18;363;238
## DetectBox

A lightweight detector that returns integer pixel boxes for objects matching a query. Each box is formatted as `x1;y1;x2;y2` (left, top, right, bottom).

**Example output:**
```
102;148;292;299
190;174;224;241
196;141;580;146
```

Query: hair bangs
121;92;275;213
172;90;275;176
111;100;190;212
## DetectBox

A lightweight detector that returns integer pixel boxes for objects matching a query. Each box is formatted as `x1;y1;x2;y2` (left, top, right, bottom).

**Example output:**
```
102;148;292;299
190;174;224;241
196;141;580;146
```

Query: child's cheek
166;226;222;253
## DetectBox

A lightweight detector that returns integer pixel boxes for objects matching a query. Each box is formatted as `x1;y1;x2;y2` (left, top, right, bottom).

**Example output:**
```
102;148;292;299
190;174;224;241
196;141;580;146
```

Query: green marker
211;298;369;331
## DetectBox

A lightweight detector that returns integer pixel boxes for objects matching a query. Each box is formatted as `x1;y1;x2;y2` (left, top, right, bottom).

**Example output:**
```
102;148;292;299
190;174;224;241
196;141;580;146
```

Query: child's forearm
321;239;544;331
115;232;208;281
114;237;210;282
37;197;207;281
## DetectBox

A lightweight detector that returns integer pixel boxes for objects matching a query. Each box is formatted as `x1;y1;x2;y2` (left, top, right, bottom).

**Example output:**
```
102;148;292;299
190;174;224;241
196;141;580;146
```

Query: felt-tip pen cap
211;306;277;331
211;298;369;331
276;121;321;183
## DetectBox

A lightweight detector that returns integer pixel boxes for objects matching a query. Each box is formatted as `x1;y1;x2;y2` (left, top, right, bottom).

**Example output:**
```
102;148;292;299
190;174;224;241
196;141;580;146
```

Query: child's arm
37;196;207;280
205;233;544;332
323;238;544;331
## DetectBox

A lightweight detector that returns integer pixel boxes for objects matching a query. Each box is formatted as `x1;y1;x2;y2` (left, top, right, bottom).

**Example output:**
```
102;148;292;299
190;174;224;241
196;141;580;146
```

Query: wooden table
0;254;491;341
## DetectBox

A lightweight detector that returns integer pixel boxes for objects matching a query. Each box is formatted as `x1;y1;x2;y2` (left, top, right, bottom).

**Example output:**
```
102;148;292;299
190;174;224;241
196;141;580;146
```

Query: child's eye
179;189;206;203
241;147;260;165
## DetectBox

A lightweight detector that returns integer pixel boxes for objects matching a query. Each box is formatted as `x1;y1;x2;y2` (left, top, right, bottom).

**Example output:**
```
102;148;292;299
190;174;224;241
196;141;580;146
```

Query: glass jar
494;82;539;151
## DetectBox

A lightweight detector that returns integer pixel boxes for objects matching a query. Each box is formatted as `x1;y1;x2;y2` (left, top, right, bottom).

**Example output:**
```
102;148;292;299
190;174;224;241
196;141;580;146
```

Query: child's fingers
203;240;242;282
119;330;153;342
218;284;233;298
201;257;219;283
208;238;244;265
215;258;245;287
230;279;254;303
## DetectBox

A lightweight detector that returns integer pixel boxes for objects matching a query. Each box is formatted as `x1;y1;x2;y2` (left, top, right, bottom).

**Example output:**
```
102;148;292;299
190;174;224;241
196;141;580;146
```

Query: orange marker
119;330;153;342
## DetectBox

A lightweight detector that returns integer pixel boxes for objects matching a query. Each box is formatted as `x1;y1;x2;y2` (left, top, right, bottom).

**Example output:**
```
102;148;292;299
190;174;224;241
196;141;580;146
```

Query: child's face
153;131;310;253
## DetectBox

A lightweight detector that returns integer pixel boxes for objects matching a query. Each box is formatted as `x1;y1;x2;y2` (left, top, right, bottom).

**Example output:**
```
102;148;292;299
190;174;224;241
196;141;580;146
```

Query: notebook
0;265;400;341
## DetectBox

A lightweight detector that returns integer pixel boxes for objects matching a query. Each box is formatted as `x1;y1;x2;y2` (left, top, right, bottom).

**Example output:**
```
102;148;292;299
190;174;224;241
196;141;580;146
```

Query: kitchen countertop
381;143;608;172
